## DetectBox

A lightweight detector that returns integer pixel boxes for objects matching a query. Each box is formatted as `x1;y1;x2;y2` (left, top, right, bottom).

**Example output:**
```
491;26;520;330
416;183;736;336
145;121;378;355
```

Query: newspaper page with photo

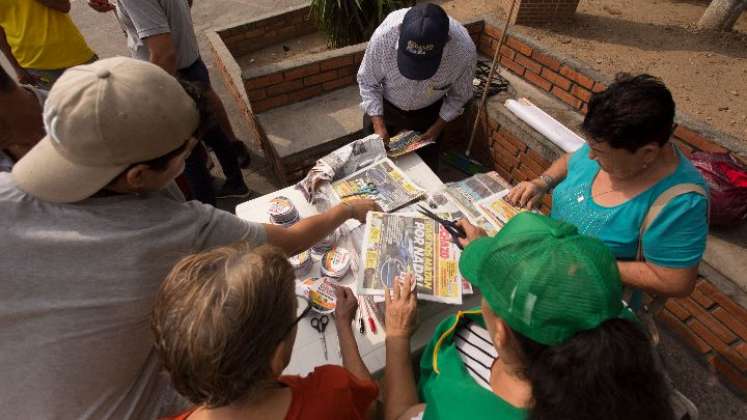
358;212;462;304
386;130;435;158
476;190;529;229
430;171;511;236
332;158;424;212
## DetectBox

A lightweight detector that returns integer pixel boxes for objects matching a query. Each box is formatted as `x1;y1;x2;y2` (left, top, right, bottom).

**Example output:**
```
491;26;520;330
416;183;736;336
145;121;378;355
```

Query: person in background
89;0;253;203
155;244;379;420
384;213;675;420
0;0;96;89
507;74;708;299
357;3;476;171
0;57;377;420
0;65;47;171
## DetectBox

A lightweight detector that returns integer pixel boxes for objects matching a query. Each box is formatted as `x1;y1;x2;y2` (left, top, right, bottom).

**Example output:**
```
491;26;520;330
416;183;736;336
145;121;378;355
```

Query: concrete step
257;85;364;183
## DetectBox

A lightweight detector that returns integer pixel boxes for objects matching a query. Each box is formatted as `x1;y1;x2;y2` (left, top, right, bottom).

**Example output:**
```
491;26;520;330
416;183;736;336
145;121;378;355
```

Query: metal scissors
417;205;467;250
340;182;378;198
310;315;330;360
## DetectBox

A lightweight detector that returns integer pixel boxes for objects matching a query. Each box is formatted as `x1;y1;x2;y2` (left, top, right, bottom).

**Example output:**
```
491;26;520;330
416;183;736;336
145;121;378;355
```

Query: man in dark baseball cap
358;3;476;171
397;4;449;80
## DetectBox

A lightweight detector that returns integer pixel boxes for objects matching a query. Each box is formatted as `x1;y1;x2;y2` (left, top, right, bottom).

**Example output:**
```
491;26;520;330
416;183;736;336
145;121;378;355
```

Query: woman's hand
344;199;380;223
506;179;547;209
333;285;358;326
455;219;487;248
385;273;418;338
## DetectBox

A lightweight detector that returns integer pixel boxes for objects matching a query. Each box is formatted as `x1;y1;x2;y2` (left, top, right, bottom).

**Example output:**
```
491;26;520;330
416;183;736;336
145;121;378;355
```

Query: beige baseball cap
12;57;199;203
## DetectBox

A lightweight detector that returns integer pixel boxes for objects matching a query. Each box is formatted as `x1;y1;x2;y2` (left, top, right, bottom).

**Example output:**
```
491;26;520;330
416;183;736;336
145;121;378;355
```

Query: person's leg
178;58;249;197
183;143;217;205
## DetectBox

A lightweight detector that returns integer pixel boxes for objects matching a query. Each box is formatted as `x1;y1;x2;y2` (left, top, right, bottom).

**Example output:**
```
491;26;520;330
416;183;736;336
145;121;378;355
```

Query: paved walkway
68;1;746;417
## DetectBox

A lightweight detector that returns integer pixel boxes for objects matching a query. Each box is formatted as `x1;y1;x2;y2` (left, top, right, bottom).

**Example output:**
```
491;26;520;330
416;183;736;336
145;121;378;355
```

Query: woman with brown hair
507;74;708;301
153;244;378;420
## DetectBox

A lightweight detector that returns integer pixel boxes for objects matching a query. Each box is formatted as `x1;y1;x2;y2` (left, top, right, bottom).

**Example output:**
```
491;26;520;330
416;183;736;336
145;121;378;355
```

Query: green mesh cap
459;212;624;346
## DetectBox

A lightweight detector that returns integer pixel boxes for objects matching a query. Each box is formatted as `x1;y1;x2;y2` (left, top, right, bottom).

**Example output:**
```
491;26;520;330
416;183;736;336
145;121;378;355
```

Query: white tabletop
236;153;481;376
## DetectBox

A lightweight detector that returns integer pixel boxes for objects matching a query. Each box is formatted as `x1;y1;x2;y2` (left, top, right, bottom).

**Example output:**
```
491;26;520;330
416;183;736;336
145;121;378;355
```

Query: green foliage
310;0;411;48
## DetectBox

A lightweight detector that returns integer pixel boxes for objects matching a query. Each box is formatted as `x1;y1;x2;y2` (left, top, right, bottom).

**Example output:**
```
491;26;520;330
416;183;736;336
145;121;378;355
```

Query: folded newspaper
332;158;424;213
358;212;462;304
296;134;387;202
387;130;435;158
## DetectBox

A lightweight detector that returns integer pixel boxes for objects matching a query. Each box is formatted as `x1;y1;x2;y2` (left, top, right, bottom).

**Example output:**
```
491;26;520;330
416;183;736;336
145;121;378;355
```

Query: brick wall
500;0;581;25
476;21;746;163
216;6;315;57
658;278;747;395
242;19;485;114
244;49;365;113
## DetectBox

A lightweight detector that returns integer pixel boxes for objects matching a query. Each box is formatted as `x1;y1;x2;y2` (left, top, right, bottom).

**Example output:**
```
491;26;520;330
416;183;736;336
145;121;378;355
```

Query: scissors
417;205;467;250
310;315;330;360
340;182;378;198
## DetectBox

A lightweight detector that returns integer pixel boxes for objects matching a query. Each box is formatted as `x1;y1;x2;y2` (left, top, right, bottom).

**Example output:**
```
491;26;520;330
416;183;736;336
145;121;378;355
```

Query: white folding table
235;153;481;376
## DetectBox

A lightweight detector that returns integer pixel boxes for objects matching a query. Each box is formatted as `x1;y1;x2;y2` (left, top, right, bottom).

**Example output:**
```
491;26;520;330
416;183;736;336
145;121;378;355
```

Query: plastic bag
691;152;747;226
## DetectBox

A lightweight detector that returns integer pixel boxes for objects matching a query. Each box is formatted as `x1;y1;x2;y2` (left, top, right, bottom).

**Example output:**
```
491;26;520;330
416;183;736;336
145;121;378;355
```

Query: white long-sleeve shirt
357;8;477;122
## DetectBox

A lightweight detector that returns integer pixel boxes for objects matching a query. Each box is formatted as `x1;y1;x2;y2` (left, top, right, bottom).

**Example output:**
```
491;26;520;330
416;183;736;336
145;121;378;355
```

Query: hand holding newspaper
386;130;435;158
358;212;462;304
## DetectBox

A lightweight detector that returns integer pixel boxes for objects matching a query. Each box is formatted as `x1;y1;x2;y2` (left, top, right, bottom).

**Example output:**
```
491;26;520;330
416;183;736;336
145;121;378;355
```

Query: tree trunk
697;0;747;31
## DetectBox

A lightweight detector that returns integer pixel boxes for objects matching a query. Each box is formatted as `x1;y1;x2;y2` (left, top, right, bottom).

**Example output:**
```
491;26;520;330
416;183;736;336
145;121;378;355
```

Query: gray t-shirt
0;173;266;419
116;0;200;70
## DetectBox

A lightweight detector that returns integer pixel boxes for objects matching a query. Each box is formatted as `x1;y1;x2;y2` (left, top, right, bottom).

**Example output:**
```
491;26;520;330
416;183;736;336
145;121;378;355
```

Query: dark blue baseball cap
397;4;449;81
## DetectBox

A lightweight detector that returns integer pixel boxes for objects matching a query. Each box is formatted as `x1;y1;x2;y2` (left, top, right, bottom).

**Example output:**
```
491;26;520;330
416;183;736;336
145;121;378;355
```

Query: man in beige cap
0;57;377;420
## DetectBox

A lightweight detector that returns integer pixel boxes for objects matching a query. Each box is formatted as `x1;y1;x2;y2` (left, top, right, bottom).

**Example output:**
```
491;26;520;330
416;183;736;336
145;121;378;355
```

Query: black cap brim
397;48;443;81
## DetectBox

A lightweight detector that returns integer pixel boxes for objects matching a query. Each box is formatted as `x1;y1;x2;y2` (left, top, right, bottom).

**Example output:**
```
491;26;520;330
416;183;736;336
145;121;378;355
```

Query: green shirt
418;309;527;420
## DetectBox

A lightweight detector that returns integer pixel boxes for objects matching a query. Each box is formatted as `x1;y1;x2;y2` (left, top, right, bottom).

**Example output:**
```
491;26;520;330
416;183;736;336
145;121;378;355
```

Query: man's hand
14;67;41;86
88;0;115;12
371;115;390;145
506;179;547;209
333;285;358;325
420;118;447;142
385;273;417;338
344;199;380;223
455;219;487;248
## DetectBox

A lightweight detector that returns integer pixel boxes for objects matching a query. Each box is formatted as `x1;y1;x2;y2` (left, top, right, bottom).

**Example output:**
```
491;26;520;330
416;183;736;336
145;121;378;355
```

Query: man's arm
143;33;177;75
0;26;40;85
357;38;388;141
265;200;377;256
437;45;477;124
618;262;697;298
36;0;71;13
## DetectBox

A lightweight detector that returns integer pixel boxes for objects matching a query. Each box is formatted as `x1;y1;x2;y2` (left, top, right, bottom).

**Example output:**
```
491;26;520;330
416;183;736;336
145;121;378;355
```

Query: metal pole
465;0;517;157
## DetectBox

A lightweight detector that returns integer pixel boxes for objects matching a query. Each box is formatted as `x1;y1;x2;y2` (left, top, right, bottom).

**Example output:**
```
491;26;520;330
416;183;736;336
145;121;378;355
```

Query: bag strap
636;183;707;261
628;183;707;346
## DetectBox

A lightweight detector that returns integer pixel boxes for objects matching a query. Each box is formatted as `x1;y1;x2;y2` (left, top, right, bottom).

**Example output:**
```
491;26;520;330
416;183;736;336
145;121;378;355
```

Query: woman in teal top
508;74;708;298
382;214;674;420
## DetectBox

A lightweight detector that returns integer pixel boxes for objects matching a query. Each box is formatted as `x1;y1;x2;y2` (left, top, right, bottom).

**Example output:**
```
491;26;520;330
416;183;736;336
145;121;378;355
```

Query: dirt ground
507;0;747;143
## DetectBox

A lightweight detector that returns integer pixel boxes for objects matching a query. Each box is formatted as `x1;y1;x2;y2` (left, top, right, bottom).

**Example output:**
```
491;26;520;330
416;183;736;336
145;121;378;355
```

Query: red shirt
164;365;378;420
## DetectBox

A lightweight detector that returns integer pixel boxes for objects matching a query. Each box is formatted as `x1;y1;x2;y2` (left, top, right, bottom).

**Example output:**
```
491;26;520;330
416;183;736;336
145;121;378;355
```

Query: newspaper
476;190;528;228
443;172;508;220
387;130;435;158
332;158;424;212
358;212;462;304
296;134;386;202
448;171;507;203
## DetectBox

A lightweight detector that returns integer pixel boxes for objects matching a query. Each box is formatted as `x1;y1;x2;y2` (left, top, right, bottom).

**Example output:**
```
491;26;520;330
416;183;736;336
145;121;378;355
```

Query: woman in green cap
383;213;674;420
